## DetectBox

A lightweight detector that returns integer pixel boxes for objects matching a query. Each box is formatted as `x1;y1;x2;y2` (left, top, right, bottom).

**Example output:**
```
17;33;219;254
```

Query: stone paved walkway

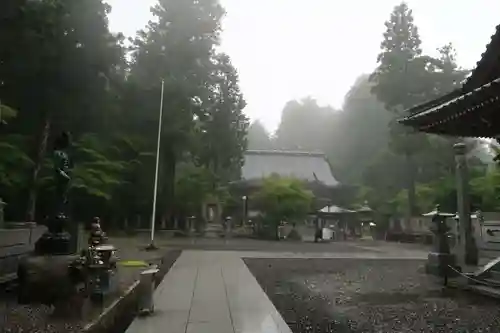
126;251;292;333
126;248;429;333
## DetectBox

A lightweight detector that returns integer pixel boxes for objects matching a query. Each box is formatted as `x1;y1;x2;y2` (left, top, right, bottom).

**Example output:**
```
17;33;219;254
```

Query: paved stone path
126;247;428;333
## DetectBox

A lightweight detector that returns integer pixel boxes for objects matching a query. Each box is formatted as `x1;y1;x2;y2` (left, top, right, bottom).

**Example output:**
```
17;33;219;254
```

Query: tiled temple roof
241;150;340;187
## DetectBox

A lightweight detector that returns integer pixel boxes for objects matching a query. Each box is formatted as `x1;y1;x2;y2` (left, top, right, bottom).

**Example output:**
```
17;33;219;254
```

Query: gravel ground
245;258;500;333
0;238;180;333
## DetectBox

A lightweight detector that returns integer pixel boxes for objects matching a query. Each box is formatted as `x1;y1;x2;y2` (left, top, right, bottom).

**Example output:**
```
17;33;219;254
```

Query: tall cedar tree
369;2;427;215
128;0;226;227
196;53;248;184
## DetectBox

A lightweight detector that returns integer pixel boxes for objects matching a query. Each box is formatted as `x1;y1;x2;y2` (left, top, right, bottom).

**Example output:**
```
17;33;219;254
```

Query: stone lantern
357;201;374;238
423;204;461;285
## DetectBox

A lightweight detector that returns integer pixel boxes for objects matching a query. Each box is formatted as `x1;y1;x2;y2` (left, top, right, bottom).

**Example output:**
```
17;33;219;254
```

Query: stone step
204;223;224;238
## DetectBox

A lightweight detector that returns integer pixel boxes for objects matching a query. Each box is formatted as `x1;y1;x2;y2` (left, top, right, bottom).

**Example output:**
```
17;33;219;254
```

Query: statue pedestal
35;231;71;255
17;255;84;313
20;213;84;310
34;214;75;255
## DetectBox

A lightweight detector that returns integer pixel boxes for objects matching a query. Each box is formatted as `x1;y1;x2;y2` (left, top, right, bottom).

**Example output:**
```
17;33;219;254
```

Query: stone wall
0;224;46;283
477;213;500;258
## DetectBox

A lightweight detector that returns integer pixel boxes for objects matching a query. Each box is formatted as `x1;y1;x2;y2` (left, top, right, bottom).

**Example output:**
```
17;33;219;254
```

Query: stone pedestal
35;214;72;255
18;255;82;307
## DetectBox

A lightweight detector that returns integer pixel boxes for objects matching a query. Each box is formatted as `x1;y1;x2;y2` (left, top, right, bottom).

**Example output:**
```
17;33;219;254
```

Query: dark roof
399;77;500;136
357;201;373;213
398;24;500;136
319;205;355;214
241;150;340;187
462;25;500;92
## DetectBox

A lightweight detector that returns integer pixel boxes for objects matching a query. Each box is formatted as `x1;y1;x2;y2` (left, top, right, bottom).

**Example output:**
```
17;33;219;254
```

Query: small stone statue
88;216;107;246
53;132;72;215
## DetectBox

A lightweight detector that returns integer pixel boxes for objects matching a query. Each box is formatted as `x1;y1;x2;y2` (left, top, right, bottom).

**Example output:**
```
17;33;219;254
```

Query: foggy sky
106;0;500;132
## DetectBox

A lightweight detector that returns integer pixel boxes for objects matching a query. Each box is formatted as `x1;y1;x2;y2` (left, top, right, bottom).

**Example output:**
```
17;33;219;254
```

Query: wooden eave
399;77;500;137
397;24;500;137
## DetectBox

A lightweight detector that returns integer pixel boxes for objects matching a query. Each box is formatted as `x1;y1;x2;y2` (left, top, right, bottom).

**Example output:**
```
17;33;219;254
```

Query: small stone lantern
357;201;374;238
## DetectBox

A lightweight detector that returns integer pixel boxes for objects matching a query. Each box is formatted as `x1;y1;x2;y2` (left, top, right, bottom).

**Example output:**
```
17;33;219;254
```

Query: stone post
454;142;478;266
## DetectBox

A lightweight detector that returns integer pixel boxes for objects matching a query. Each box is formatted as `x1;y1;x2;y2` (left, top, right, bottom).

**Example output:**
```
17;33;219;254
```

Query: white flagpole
148;79;165;249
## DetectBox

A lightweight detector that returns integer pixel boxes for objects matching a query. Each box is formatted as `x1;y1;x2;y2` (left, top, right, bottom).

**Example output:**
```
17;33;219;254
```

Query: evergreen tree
128;0;243;227
196;52;249;183
370;2;430;215
274;98;335;152
370;2;470;216
247;121;273;150
0;0;125;220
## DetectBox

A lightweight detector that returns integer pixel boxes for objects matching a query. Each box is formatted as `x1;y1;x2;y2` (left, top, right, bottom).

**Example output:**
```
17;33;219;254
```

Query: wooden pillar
454;142;478;266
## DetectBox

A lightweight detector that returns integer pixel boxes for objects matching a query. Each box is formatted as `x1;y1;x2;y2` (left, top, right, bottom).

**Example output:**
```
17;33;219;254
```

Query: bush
286;228;302;241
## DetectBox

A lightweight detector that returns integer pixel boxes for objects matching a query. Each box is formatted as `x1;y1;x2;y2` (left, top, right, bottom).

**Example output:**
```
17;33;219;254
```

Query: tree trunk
123;217;129;231
26;116;51;221
136;215;141;230
406;153;417;216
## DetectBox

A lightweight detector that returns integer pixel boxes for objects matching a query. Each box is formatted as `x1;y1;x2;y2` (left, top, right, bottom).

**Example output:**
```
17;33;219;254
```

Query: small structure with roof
317;204;356;241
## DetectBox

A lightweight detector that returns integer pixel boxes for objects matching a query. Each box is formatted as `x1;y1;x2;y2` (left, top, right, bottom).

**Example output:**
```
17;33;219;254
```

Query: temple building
399;24;500;138
232;150;346;210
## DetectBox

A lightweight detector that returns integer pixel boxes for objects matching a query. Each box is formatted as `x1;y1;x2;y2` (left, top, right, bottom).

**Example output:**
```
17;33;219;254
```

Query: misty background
1;0;500;230
107;0;500;132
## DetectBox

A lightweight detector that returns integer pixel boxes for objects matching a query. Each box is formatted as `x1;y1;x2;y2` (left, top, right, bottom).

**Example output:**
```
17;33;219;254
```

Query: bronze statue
35;132;73;249
53;132;71;215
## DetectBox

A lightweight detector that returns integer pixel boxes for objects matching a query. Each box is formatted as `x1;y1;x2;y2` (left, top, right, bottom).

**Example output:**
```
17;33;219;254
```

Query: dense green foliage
0;0;248;227
246;2;496;219
252;176;313;239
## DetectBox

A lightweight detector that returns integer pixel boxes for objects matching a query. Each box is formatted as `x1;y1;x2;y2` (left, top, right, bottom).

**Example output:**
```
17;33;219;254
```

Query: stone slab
126;250;291;333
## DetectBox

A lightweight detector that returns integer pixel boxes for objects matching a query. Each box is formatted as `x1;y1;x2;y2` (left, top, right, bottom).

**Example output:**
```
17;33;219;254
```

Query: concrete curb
83;280;141;333
82;250;181;333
